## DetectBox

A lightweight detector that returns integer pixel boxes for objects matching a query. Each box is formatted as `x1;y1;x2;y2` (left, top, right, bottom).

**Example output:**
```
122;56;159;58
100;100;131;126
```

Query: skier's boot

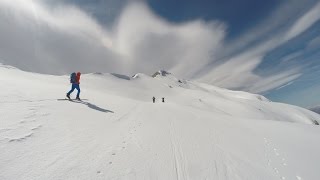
76;97;81;101
66;93;71;100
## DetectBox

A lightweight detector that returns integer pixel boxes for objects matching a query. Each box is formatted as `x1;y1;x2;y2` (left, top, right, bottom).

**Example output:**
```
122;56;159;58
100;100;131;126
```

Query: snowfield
1;65;320;180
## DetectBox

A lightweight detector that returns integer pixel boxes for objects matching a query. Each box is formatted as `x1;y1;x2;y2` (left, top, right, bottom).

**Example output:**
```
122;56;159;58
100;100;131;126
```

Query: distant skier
162;97;165;103
67;72;81;100
153;96;155;103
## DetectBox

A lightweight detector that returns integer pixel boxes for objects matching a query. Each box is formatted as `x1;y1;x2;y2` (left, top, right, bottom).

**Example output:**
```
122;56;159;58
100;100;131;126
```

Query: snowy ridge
1;66;320;180
0;63;17;70
309;105;320;115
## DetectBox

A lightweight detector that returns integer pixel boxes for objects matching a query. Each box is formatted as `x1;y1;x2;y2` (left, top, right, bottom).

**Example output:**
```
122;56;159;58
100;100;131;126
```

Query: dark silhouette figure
153;96;155;103
162;97;165;103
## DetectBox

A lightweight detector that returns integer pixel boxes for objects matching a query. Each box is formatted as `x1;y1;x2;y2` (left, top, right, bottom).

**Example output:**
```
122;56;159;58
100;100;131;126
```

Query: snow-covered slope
1;66;320;180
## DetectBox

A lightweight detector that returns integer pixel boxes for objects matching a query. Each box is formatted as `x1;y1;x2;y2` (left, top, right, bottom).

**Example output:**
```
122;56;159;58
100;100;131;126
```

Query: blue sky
147;0;280;39
0;0;320;108
77;0;320;107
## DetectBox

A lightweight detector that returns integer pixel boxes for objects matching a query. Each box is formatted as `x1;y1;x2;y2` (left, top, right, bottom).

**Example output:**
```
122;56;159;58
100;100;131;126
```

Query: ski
57;98;88;101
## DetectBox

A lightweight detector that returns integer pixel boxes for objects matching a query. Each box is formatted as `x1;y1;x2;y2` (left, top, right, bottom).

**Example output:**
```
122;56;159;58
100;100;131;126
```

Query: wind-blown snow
1;65;320;180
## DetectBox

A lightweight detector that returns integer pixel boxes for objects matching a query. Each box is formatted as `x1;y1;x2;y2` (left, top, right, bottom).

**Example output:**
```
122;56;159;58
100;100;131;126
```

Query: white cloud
195;0;320;94
0;0;316;94
220;0;316;58
0;0;122;74
0;0;225;76
275;81;295;91
248;70;302;93
280;51;304;63
285;2;320;40
195;34;295;93
112;2;226;76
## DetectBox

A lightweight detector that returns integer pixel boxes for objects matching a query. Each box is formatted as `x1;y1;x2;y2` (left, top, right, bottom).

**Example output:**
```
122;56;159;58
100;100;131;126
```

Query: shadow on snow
73;101;114;113
58;99;114;113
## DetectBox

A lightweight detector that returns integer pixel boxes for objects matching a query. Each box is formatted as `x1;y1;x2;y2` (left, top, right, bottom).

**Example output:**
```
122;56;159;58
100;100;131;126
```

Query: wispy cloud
285;2;320;40
0;0;319;94
196;0;320;93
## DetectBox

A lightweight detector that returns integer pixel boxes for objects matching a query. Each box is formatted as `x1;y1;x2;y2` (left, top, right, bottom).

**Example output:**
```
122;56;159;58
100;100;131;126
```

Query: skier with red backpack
66;72;81;100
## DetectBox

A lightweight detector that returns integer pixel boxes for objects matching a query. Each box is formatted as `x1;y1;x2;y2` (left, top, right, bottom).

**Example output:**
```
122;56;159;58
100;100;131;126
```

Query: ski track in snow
169;119;189;180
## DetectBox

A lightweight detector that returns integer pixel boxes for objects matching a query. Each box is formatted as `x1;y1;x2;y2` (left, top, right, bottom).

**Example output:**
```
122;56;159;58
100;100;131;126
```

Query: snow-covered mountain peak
152;70;172;77
133;72;153;78
151;70;188;86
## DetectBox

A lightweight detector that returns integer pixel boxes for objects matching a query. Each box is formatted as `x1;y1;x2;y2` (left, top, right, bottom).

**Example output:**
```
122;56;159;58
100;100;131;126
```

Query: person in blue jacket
67;72;81;100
